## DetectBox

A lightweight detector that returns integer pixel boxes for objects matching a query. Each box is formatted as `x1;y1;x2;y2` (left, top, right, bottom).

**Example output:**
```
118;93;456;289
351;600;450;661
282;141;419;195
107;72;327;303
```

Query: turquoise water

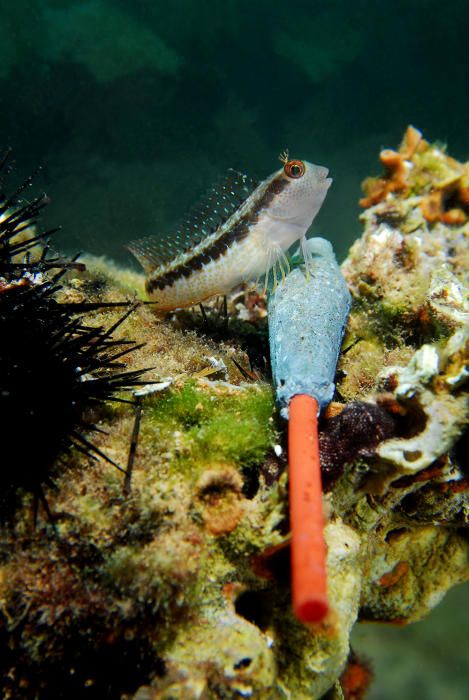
1;2;468;697
353;582;469;700
0;0;468;264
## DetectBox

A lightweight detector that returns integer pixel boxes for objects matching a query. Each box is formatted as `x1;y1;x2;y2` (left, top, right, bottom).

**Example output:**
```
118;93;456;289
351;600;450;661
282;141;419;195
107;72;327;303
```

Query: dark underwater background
1;0;468;266
1;1;468;697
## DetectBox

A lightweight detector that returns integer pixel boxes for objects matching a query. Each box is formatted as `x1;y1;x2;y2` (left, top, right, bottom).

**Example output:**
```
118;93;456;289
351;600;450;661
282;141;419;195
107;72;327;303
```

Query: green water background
1;0;468;265
0;1;468;696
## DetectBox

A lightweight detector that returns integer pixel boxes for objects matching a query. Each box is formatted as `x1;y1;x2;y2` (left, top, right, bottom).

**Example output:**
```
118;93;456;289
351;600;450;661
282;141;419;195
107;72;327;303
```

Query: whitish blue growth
268;238;351;418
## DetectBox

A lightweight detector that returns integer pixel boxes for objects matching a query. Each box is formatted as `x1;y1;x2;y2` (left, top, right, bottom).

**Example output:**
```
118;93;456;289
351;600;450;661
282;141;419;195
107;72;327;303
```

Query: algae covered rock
333;127;469;630
0;128;468;699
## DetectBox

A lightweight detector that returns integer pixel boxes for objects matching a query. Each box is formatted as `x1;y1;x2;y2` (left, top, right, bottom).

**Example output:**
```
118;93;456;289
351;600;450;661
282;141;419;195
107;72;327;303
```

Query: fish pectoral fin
300;235;314;279
259;244;291;294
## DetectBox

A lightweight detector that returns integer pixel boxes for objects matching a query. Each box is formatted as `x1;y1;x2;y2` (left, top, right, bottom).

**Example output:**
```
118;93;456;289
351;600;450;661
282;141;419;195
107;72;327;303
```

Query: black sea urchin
0;154;146;519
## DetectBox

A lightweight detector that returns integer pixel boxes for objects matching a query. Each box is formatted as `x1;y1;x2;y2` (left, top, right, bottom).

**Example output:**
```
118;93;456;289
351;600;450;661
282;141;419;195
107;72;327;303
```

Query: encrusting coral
359;125;469;226
333;127;468;628
0;128;467;699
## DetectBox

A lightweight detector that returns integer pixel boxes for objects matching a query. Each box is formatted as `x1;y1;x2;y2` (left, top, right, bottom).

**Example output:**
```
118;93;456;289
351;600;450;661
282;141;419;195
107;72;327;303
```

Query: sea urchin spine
0;153;147;520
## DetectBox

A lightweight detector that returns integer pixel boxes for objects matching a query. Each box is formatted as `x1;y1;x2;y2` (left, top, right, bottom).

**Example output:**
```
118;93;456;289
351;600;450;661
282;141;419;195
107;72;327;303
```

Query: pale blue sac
268;238;352;418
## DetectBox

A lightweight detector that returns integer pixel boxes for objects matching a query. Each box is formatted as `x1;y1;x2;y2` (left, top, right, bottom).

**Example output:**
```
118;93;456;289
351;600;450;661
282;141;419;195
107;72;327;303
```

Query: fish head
264;159;332;235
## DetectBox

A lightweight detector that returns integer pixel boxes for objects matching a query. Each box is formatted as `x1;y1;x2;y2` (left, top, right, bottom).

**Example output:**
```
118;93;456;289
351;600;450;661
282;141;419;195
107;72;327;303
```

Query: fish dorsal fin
127;169;258;273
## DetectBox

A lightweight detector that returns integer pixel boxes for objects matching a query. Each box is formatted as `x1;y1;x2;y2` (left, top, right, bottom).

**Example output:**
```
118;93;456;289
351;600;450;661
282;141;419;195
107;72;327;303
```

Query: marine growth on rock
0;128;467;700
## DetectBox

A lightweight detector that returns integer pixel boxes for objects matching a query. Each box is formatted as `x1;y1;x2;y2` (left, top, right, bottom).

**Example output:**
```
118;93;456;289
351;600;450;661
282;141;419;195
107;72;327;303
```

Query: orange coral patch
360;125;468;224
340;653;373;700
437;479;469;494
379;561;409;587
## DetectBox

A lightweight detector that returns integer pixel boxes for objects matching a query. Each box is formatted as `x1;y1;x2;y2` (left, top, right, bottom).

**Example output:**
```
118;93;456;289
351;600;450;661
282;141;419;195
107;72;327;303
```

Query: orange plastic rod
288;393;328;623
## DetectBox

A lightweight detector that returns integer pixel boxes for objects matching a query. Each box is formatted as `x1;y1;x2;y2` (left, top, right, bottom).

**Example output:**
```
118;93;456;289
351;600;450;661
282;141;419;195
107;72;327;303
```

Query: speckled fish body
128;159;331;310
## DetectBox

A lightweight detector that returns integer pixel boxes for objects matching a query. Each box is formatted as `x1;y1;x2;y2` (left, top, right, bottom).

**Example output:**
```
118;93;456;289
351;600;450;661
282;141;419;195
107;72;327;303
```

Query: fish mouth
314;165;330;181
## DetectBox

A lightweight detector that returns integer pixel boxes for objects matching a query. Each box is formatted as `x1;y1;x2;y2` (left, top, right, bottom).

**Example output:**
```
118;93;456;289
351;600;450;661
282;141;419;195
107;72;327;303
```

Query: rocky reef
0;128;467;699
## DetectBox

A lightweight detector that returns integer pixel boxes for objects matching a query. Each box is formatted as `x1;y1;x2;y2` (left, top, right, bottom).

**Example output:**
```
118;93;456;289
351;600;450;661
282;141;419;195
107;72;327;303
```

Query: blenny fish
128;156;331;310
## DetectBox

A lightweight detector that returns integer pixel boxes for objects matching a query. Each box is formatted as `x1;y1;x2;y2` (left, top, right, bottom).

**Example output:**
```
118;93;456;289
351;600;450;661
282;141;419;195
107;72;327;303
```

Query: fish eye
284;160;305;179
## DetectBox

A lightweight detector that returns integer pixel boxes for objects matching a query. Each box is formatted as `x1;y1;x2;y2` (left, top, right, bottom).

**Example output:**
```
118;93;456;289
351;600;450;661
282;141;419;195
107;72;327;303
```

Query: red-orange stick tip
288;394;329;624
296;599;329;624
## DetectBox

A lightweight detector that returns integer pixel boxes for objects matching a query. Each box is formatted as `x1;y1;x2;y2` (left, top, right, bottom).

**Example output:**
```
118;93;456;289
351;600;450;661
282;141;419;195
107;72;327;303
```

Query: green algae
145;381;277;475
